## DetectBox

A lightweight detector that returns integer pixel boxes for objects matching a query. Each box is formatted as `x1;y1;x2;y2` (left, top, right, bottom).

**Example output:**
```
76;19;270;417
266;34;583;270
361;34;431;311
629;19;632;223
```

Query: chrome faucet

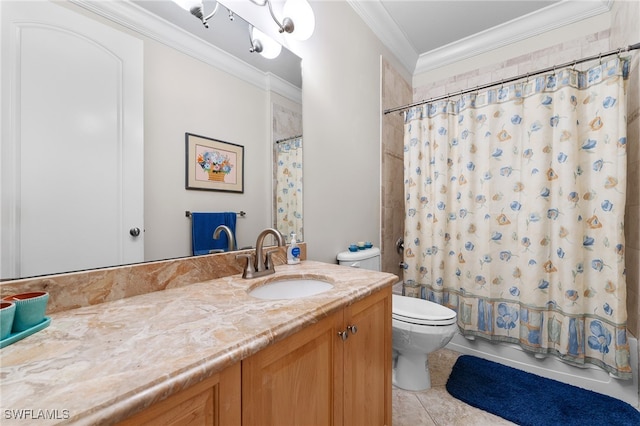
237;228;285;279
213;225;235;252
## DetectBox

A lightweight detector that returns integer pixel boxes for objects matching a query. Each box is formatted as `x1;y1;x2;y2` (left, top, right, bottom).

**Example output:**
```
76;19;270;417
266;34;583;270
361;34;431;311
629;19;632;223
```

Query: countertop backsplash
0;243;306;314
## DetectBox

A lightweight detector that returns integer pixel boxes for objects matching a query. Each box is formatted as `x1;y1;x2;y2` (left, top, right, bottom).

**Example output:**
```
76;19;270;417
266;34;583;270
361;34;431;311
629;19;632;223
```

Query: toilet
337;248;458;391
391;294;458;390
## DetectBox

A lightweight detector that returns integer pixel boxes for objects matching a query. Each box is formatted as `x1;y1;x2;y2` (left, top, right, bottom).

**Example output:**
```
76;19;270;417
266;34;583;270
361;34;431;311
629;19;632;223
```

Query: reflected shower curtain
275;137;303;241
403;58;631;378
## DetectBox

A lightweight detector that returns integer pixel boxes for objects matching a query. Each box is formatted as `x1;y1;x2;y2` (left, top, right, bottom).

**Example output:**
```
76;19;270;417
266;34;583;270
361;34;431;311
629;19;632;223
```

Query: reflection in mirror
274;135;303;243
135;0;302;87
272;102;303;244
0;0;301;280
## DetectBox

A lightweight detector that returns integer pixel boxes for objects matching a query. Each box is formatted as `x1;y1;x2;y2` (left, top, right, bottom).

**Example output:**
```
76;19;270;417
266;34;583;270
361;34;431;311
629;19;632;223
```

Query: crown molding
346;0;418;76
267;73;302;104
415;0;612;74
69;0;301;103
348;0;612;77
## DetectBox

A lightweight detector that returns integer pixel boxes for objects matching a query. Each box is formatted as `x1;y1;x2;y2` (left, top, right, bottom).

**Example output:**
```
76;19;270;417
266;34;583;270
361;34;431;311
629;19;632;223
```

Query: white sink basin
248;279;334;300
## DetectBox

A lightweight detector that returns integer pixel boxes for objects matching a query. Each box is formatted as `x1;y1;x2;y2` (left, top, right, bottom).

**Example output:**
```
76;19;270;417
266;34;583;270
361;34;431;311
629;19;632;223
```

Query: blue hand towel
191;212;237;255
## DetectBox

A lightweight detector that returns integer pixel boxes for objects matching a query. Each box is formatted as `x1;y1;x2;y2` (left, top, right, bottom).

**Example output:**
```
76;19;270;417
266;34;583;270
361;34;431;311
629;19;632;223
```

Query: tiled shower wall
381;60;411;277
611;0;640;346
380;1;639;340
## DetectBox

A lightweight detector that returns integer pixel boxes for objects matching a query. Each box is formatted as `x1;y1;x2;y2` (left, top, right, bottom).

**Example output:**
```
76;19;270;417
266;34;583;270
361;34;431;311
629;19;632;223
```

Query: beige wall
143;40;273;259
297;1;405;264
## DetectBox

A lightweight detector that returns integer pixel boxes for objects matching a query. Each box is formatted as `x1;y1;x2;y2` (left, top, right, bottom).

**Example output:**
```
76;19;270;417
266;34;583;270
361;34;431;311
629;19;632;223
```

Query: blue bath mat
446;355;640;426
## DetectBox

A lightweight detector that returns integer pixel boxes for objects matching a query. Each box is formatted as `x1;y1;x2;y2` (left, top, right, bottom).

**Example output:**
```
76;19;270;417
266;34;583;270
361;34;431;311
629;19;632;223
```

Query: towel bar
185;210;246;218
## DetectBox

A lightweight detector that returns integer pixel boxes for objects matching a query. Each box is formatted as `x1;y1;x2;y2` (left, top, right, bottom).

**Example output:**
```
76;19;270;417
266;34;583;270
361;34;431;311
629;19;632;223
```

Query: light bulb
172;0;202;13
251;27;282;59
283;0;315;40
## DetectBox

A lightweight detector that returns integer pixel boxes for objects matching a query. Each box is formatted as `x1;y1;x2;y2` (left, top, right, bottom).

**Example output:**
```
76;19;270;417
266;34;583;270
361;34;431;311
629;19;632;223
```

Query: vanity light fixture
249;26;282;59
249;0;315;41
172;0;219;28
282;0;315;40
172;0;314;58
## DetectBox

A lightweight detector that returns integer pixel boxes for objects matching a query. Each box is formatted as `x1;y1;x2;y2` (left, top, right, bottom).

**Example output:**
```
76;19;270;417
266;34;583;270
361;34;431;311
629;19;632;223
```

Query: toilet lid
392;294;457;326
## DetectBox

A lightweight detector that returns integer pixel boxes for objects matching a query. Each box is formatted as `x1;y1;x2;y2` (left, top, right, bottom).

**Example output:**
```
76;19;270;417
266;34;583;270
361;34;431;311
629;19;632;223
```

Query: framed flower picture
185;133;244;193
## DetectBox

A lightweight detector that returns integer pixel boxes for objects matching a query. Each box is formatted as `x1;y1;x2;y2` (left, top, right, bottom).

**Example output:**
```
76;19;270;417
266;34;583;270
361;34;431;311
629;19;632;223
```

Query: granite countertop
0;261;397;425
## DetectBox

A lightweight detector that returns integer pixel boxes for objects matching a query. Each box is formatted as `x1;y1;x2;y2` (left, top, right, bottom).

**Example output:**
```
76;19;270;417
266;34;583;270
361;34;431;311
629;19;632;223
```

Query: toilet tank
337;247;381;271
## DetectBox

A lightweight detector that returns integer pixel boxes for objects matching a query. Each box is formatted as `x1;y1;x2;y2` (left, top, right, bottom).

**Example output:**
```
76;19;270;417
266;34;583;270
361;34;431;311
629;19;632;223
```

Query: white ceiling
349;0;612;75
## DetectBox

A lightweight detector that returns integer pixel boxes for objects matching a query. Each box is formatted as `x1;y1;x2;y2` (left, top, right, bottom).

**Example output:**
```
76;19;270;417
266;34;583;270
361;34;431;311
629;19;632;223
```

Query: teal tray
0;317;51;349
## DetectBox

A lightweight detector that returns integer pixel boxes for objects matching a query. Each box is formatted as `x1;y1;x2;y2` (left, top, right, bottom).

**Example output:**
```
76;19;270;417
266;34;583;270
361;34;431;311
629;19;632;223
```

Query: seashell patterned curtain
275;137;303;243
402;57;631;378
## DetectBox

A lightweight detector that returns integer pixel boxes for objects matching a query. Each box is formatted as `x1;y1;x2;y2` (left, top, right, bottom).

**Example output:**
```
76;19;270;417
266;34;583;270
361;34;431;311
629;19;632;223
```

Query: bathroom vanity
0;256;396;425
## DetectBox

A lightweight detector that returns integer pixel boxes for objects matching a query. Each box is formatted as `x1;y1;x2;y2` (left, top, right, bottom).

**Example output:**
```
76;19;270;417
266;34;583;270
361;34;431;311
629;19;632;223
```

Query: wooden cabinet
242;305;343;426
117;287;391;426
117;363;241;426
242;287;392;426
343;288;392;426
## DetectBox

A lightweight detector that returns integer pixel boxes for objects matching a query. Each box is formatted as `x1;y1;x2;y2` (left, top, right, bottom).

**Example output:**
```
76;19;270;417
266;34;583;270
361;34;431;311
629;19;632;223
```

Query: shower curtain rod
384;42;640;115
275;134;302;144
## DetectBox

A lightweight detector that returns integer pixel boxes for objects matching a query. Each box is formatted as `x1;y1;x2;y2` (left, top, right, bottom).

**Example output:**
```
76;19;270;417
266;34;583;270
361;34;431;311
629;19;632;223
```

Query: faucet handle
264;250;278;271
236;253;256;278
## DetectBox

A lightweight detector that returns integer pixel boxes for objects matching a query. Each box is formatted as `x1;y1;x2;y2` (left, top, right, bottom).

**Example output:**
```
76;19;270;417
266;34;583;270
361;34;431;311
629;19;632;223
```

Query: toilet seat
392;294;457;326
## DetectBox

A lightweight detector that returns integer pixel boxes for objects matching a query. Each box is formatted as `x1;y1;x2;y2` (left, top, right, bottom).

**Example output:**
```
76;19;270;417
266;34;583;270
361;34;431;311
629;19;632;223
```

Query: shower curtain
275;137;303;242
403;58;631;378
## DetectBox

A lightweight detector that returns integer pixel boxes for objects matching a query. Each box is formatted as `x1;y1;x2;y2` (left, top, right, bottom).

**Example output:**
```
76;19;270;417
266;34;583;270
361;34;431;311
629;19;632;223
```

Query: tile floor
392;348;516;426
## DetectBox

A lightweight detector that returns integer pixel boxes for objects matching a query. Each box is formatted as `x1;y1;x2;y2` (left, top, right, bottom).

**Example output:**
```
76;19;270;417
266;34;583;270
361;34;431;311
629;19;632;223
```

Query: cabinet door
117;363;241;426
242;311;344;426
343;287;392;426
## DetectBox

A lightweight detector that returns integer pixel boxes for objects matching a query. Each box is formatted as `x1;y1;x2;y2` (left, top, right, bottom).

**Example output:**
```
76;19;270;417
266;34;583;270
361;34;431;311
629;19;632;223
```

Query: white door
1;1;143;278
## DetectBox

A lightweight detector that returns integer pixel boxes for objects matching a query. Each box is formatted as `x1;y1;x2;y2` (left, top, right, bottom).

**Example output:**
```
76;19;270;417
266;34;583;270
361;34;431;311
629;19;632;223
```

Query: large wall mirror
0;0;302;280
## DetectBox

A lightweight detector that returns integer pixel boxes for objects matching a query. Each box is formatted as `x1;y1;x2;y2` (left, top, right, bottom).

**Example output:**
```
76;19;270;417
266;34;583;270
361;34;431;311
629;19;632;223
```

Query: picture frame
185;133;244;193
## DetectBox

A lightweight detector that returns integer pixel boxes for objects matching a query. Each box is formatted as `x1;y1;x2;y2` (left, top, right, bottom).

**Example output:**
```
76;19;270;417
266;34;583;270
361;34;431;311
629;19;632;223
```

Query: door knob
129;227;141;237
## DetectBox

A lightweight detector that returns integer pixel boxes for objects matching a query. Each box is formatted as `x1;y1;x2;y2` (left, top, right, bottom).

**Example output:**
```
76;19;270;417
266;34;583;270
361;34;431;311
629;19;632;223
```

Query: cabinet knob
347;325;358;335
129;227;141;237
337;330;349;341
